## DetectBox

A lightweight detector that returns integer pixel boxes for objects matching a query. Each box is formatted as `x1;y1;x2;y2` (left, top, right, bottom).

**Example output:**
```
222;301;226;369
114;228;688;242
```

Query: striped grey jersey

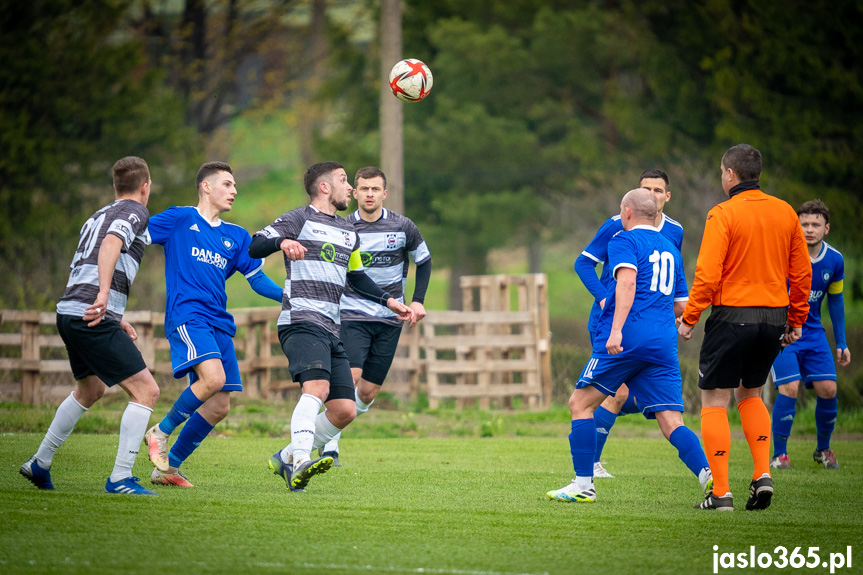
340;209;430;325
56;199;150;322
255;205;362;337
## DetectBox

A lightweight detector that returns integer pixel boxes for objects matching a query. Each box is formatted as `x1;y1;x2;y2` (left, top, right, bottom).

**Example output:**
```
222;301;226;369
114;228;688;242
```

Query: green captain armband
348;249;364;272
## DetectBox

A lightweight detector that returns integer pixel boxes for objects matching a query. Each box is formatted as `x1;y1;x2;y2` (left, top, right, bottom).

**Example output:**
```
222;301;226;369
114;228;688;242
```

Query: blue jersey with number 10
593;225;688;366
580;213;683;334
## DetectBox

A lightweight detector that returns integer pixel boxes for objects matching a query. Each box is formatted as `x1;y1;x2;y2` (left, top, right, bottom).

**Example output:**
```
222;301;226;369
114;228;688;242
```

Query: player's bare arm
84;234;124;327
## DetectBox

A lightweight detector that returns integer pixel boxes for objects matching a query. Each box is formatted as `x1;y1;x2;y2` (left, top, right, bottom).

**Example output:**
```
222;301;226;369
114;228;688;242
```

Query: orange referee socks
701;406;731;497
738;396;772;480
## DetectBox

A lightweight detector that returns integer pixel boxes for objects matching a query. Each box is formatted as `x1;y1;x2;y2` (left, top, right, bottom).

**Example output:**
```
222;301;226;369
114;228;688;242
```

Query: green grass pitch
1;433;860;574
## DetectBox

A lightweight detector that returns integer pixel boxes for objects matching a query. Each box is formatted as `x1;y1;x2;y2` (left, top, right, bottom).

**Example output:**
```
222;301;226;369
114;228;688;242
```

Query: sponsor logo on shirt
321;243;350;265
190;224;200;232
809;290;824;302
191;246;228;269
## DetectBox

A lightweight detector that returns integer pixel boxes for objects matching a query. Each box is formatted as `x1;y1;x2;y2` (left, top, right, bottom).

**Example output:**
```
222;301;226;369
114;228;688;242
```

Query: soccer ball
388;59;433;102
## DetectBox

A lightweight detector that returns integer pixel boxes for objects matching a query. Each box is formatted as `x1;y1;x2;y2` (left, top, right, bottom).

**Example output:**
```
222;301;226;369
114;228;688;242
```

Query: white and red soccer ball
388;59;433;102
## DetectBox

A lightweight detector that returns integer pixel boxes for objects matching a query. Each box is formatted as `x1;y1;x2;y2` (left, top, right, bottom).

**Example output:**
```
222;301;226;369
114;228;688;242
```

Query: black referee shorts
698;315;785;390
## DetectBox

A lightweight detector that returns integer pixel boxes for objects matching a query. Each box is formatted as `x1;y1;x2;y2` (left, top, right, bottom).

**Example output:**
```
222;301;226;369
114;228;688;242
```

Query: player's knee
200;374;226;395
615;386;629;404
330;406;356;428
814;381;837;399
357;385;379;405
75;385;104;407
778;381;799;397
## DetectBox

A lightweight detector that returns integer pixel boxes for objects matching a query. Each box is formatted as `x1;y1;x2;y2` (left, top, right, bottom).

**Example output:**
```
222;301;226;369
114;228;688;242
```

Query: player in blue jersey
318;166;431;465
142;162;284;487
20;157;160;496
573;169;683;478
769;200;850;470
547;188;711;504
250;161;414;492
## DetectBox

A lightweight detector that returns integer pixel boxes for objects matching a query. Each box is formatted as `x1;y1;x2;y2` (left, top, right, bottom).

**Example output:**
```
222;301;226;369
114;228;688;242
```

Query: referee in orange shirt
678;144;811;511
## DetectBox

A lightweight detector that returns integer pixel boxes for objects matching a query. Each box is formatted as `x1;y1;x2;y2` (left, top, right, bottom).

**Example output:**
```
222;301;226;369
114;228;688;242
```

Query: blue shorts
576;354;684;419
770;328;836;388
588;330;648;418
168;320;242;392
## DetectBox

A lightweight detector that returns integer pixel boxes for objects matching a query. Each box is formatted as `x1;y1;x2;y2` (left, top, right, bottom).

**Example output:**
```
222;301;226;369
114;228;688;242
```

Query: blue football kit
149;206;281;387
575;225;689;418
771;241;846;387
770;240;846;460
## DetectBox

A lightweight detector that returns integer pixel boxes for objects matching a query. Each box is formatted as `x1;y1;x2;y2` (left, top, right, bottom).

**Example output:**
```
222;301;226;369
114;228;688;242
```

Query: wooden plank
424;310;534;325
424;333;535;349
426;359;537;374
0;333;21;345
428;384;542;398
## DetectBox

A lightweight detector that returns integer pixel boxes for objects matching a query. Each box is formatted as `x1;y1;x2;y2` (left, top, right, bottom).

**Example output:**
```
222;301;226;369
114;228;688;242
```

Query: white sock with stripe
36;392;88;468
109;402;152;483
290;394;323;465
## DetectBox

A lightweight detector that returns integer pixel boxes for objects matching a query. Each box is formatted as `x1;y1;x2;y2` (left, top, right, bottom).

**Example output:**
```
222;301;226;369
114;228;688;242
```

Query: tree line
2;0;861;311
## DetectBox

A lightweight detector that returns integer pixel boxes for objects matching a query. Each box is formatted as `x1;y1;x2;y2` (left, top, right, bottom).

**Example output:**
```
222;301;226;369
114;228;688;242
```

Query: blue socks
168;411;214;468
593;406;617;463
815;396;838;451
569;418;597;478
771;393;797;457
159;386;205;435
669;426;710;478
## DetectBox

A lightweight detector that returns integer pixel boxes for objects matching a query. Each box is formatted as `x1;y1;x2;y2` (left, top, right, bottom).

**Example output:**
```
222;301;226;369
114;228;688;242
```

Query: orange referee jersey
682;188;811;327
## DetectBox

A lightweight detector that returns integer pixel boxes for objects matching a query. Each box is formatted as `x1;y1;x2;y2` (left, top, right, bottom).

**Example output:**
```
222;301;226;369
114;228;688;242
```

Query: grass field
2;415;861;575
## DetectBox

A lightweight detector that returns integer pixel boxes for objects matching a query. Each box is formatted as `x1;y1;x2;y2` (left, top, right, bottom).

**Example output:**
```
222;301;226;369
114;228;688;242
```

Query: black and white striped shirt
255;205;362;337
340;209;430;325
56;199;150;322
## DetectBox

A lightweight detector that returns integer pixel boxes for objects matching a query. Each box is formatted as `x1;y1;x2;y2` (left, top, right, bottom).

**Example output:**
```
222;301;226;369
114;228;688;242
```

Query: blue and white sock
815;395;838;452
771;393;797;457
159;386;204;435
109;402;152;482
168;411;213;469
593;406;617;463
36;392;88;468
669;425;710;478
569;418;596;490
291;394;323;465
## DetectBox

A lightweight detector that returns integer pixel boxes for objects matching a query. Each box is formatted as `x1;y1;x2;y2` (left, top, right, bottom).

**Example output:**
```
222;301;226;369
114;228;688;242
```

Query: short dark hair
638;169;669;189
112;156;150;195
354;166;386;189
304;161;345;197
722;144;762;182
797;199;830;225
196;161;233;190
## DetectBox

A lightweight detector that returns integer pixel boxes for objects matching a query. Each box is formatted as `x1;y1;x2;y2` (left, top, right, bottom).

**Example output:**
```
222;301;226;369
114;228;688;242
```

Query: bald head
620;188;658;230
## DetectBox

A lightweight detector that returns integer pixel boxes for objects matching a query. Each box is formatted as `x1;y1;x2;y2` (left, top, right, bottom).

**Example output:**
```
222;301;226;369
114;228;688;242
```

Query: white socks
321;387;374;454
312;411;343;450
290;394;323;465
575;475;594;491
109;402;152;483
35;392;88;468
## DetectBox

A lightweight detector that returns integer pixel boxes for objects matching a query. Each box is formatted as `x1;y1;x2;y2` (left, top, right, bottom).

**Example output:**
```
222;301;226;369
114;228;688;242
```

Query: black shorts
56;313;148;387
698;315;785;390
278;323;355;401
340;320;402;385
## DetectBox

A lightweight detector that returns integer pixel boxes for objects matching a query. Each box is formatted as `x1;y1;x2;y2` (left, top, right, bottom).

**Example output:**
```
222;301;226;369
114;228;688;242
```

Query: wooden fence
0;274;551;408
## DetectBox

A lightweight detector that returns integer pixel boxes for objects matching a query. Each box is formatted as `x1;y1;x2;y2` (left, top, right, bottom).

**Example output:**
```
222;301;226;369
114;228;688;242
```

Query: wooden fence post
20;313;41;405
